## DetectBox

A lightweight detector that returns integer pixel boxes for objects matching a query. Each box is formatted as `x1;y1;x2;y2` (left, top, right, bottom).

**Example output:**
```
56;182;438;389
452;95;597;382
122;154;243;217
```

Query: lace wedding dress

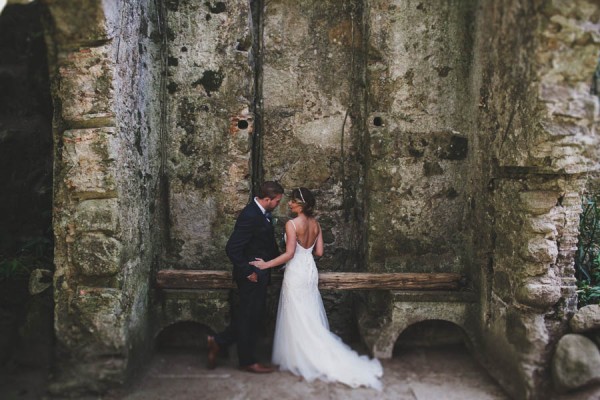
272;224;383;390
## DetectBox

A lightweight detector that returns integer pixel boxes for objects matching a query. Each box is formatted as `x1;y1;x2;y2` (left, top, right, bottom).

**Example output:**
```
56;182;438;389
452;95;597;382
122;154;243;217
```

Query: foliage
0;236;53;282
575;191;600;307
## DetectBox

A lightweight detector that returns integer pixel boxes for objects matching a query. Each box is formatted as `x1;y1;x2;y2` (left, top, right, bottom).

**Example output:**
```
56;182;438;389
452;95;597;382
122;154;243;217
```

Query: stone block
525;216;557;237
521;262;551;277
72;287;126;353
75;198;119;233
506;310;549;352
58;45;115;124
62;128;118;197
519;191;558;215
521;236;558;263
570;305;600;333
552;334;600;392
28;269;53;295
516;280;562;309
46;0;118;44
71;233;122;277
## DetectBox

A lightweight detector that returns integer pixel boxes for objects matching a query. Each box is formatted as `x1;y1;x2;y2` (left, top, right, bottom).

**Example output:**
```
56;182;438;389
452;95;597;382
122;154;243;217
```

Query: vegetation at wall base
576;190;600;307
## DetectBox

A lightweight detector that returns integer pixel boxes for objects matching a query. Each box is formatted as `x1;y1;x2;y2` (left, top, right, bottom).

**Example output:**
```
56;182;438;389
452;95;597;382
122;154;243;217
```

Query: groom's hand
247;272;258;282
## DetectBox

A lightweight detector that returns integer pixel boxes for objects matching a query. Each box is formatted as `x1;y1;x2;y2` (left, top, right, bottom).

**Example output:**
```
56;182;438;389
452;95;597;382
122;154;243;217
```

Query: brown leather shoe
207;335;220;369
240;363;274;374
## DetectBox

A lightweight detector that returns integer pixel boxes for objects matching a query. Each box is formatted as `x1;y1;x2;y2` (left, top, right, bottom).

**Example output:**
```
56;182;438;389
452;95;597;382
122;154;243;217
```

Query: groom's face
264;194;283;212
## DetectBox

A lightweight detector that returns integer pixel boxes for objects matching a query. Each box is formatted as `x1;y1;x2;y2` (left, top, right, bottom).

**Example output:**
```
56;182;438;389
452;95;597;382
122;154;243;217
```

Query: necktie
265;212;272;222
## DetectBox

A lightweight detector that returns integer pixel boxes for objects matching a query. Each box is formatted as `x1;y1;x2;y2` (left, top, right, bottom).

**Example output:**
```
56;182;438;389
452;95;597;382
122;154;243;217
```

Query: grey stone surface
570;305;600;333
28;269;52;295
552;334;600;392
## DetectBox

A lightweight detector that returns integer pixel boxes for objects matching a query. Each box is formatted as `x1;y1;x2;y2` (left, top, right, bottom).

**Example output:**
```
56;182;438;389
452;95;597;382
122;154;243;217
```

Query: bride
250;187;383;390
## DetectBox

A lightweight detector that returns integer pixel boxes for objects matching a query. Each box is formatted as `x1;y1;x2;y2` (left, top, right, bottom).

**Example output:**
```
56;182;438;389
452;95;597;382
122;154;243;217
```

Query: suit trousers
214;273;268;366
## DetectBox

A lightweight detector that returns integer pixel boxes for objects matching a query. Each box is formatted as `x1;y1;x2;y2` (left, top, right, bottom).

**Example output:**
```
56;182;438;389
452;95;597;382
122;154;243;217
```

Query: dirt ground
3;344;600;400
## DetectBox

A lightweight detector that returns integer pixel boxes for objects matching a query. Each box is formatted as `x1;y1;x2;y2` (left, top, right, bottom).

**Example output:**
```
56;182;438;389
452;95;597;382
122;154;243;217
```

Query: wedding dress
272;222;383;390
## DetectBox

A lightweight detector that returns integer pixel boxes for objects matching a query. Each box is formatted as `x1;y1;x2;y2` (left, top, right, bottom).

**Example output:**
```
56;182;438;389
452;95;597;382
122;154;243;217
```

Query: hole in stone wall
237;119;249;130
373;116;383;126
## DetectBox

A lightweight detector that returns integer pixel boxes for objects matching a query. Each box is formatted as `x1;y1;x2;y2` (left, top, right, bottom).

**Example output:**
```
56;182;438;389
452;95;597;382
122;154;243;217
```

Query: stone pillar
45;0;164;394
164;0;254;269
473;0;599;398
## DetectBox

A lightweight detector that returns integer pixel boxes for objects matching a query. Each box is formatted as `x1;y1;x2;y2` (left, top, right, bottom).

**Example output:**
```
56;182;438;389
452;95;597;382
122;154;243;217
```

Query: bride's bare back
291;216;320;249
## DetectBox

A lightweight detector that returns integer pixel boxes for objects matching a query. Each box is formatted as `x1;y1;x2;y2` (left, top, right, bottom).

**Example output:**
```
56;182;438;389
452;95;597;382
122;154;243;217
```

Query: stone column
45;0;164;394
473;0;599;398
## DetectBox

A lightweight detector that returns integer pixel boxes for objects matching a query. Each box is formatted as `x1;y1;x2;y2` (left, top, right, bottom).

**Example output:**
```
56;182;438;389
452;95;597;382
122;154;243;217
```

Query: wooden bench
154;269;475;359
156;270;467;291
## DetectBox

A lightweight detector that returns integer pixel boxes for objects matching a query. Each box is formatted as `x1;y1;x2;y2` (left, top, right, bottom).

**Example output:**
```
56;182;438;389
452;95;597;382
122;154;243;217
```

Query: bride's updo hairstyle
291;187;316;217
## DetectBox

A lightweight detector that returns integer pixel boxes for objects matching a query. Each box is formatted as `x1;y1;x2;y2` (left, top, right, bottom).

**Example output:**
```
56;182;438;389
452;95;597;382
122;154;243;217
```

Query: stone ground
3;344;600;400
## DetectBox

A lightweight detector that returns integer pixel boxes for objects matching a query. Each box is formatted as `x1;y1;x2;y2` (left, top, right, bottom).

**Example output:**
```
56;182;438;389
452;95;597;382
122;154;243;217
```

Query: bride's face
288;199;303;215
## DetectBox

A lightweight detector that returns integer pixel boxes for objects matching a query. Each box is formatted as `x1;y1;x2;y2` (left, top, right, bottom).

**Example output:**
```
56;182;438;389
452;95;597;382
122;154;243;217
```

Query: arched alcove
155;321;212;353
393;320;469;353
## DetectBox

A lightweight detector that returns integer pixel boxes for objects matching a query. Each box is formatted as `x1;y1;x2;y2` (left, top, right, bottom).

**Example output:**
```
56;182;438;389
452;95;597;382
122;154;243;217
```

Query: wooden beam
155;270;464;291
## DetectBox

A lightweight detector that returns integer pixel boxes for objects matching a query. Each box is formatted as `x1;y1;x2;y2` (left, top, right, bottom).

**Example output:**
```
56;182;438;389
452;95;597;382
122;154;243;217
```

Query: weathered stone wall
164;0;254;269
366;0;476;274
39;0;600;396
261;0;367;338
46;0;164;394
469;0;599;398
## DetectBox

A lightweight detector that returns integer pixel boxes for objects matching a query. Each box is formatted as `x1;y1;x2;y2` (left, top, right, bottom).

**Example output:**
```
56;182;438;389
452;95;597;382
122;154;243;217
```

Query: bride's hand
249;258;269;270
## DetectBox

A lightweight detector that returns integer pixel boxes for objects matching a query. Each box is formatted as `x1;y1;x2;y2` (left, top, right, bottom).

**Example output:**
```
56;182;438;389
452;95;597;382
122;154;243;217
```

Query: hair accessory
297;188;306;203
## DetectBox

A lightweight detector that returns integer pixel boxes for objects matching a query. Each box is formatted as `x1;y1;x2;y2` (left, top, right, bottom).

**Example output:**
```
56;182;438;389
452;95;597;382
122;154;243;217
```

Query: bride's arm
313;223;324;257
250;221;297;269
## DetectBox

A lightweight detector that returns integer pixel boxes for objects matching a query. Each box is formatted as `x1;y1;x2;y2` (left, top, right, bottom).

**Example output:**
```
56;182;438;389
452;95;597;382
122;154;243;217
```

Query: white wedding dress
272;223;383;390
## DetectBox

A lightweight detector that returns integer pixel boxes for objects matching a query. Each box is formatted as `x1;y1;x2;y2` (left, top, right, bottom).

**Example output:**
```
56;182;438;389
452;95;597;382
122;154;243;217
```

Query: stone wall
45;0;164;394
37;0;600;396
470;0;599;398
366;0;476;275
164;0;254;269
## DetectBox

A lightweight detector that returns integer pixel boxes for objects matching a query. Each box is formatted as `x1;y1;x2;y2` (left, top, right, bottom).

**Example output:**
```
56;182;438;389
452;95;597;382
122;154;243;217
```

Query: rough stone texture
358;290;479;359
261;0;367;337
552;334;600;392
570;305;600;333
61;128;118;197
165;0;253;268
470;1;599;398
367;0;475;274
37;0;600;397
47;0;164;395
154;289;230;337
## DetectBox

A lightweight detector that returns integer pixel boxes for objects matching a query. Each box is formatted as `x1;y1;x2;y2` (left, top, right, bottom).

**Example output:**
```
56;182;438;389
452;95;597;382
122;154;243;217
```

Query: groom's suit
215;200;280;366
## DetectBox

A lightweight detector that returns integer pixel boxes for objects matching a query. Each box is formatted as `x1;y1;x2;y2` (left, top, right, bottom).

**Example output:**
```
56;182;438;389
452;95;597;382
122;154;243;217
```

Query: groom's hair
257;181;284;199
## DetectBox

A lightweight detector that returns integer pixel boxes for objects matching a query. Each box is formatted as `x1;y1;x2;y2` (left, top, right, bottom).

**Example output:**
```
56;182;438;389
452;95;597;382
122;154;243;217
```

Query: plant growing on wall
576;189;600;307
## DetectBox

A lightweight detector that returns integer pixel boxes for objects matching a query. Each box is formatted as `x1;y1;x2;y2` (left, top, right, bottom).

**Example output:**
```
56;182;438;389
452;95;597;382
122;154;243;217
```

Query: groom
207;181;284;373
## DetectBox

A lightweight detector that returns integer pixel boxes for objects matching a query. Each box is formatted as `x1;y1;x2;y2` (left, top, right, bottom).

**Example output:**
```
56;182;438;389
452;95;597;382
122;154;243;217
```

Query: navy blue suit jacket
225;201;280;281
